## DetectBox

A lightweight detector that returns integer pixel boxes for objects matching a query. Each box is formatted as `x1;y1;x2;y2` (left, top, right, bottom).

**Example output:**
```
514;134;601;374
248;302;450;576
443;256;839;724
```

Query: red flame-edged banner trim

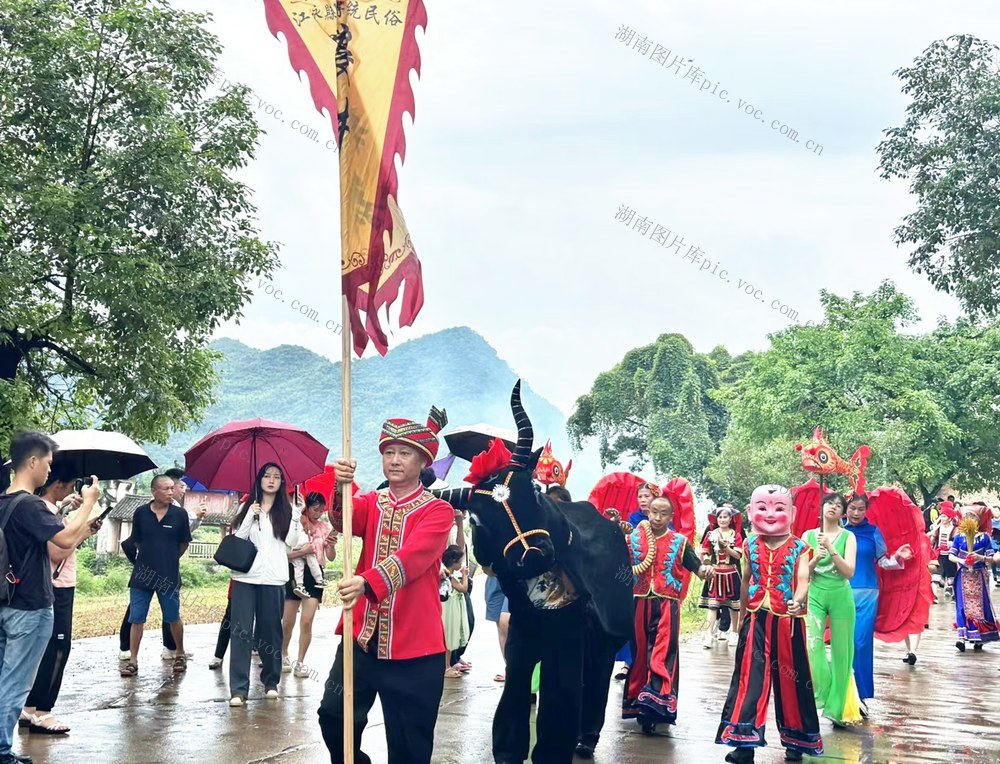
346;0;427;356
261;0;340;142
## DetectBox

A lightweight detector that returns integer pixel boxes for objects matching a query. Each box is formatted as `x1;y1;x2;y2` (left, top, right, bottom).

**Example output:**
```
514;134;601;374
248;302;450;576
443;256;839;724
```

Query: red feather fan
587;472;648;519
791;478;822;538
867;487;934;642
662;477;697;599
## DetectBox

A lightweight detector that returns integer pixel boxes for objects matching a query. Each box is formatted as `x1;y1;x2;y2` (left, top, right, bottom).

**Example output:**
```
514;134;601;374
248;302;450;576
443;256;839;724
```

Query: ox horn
509;379;534;469
434;487;472;509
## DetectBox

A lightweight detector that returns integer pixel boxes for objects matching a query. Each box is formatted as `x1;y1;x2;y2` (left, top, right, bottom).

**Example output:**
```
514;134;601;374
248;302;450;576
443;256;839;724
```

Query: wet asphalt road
12;588;1000;763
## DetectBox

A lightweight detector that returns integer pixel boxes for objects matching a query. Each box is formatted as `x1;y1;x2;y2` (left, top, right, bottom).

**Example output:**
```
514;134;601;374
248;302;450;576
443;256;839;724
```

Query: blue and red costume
716;534;823;757
622;523;702;726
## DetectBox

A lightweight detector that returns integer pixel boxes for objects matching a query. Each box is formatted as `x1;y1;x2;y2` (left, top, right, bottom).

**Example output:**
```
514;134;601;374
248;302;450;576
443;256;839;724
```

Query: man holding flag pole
261;1;438;762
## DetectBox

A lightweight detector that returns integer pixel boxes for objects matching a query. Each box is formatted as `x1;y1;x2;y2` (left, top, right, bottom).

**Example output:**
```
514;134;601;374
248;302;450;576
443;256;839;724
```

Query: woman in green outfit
803;492;863;728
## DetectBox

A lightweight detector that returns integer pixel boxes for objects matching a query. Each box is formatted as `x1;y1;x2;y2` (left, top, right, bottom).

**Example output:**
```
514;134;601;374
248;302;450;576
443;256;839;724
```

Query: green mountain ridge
146;327;580;489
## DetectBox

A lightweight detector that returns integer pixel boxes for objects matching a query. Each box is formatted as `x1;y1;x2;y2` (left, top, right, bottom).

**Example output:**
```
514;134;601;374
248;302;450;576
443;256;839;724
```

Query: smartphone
95;503;115;523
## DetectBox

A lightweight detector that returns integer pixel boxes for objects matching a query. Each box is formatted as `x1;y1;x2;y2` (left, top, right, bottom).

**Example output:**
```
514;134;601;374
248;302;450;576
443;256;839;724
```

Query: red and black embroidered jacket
331;485;454;660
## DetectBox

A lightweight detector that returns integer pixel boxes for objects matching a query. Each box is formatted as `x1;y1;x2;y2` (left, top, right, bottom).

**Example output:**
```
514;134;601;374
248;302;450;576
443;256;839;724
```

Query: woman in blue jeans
227;463;294;707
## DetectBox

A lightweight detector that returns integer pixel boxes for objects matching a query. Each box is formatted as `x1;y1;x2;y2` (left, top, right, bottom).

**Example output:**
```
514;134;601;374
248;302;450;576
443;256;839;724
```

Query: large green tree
0;0;278;449
878;35;1000;318
567;333;730;483
707;282;1000;506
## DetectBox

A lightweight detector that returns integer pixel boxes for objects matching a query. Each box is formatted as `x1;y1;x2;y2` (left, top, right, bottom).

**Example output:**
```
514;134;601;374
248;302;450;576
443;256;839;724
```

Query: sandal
29;713;70;735
18;712;34;728
120;662;138;677
493;673;506;683
444;667;463;678
173;655;188;673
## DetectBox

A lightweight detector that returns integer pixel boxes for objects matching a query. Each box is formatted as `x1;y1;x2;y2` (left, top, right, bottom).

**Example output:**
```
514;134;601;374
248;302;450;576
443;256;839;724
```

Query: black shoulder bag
214;532;257;573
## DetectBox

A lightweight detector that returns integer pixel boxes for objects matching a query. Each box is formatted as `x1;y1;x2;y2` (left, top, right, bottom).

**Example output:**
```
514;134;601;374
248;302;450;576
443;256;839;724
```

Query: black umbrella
443;424;517;462
50;429;157;480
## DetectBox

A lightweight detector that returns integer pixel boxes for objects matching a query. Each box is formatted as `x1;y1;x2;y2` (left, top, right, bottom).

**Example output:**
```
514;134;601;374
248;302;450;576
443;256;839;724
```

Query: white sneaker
265;687;279;699
118;650;131;661
161;649;175;661
281;656;293;673
293;662;310;678
292;585;310;599
313;579;328;589
229;696;244;707
728;631;739;648
703;631;715;649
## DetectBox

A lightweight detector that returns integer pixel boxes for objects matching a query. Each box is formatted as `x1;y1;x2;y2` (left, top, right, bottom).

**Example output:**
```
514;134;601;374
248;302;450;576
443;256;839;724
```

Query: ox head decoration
533;440;572;487
436;381;554;578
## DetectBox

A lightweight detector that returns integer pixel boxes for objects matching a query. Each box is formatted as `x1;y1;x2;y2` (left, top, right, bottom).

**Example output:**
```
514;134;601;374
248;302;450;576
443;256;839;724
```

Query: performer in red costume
318;407;455;764
623;494;712;734
717;485;823;763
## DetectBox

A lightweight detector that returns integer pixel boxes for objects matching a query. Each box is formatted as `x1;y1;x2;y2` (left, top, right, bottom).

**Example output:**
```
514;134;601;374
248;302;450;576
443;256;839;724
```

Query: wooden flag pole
340;297;355;763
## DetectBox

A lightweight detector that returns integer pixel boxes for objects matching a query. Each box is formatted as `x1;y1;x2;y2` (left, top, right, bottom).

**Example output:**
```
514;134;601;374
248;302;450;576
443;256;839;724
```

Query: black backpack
0;493;31;606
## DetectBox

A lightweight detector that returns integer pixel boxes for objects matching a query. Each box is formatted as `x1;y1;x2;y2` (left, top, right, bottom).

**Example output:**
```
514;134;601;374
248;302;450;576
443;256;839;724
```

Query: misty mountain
145;327;594;489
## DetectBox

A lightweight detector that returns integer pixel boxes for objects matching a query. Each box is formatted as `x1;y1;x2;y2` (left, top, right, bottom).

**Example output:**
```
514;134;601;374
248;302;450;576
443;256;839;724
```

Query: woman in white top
228;462;294;706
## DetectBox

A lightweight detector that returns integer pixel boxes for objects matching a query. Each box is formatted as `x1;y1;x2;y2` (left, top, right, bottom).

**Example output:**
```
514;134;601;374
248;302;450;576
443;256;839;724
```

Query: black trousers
578;616;620;749
318;641;445;764
25;587;74;712
119;604;174;652
229;581;284;697
493;605;585;764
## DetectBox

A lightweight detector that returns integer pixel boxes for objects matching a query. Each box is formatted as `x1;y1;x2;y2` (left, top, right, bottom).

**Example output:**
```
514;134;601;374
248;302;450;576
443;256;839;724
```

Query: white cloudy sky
176;0;997;414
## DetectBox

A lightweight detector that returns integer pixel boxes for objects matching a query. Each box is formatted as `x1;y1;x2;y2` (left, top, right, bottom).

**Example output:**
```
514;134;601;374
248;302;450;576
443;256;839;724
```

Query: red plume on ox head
463;438;513;486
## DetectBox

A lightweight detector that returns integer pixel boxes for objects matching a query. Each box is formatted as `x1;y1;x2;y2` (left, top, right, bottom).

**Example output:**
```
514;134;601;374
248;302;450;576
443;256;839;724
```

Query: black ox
438;381;632;764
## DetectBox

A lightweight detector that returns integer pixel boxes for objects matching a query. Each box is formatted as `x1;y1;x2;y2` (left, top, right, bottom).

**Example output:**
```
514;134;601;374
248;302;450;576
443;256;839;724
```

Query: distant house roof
107;495;151;521
108;492;240;526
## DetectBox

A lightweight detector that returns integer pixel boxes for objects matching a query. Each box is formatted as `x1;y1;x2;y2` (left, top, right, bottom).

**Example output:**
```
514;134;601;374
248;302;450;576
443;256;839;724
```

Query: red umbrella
184;418;329;494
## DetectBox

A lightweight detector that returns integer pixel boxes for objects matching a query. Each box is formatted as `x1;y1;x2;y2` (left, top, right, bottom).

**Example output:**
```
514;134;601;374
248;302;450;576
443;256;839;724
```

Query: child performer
949;506;1000;651
700;506;743;648
615;483;662;680
929;504;958;602
717;485;823;763
623;495;712;735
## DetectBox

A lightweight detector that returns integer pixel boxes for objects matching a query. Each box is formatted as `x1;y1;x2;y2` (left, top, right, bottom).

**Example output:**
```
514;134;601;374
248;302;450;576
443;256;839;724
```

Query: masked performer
700;505;743;648
623;495;711;735
949;505;1000;651
717;485;822;763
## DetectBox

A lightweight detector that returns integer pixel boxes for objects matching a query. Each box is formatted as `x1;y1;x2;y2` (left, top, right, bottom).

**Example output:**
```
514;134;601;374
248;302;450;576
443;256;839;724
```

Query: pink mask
747;484;794;536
